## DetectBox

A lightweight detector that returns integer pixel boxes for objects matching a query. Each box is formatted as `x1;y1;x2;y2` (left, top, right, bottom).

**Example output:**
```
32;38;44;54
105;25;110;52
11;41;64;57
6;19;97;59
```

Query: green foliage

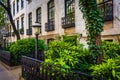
45;36;93;73
63;35;78;45
5;42;15;51
45;41;81;69
102;41;120;59
79;0;104;62
90;56;120;80
9;38;47;64
0;7;5;27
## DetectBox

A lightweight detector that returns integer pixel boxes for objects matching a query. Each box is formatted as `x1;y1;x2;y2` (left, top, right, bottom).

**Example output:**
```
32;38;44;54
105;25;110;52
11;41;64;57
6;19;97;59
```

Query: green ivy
79;0;104;62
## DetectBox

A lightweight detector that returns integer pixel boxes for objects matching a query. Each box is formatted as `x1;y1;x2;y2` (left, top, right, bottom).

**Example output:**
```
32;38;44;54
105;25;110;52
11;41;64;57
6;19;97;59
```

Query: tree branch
0;1;8;11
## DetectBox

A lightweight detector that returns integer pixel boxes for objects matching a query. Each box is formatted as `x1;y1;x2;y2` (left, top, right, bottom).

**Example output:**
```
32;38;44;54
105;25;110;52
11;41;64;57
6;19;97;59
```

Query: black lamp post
32;22;41;59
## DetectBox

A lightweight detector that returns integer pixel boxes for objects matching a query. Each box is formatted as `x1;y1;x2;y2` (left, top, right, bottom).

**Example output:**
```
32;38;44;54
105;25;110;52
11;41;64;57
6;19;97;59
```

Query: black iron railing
0;50;12;66
21;56;106;80
104;14;113;21
45;20;54;32
62;16;75;29
26;28;32;35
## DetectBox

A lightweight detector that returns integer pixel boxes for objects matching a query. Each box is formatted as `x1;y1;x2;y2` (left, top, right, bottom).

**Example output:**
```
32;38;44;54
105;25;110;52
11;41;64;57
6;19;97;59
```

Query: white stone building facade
8;0;120;45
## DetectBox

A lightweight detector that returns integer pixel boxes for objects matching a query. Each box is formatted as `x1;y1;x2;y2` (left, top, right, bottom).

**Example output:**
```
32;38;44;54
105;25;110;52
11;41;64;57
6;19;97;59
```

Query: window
65;0;75;17
21;17;24;33
28;13;32;29
61;0;75;28
13;1;15;15
21;17;24;29
17;0;19;12
97;0;113;21
21;0;24;9
36;7;41;24
17;20;19;31
27;13;32;35
48;0;55;21
45;0;55;32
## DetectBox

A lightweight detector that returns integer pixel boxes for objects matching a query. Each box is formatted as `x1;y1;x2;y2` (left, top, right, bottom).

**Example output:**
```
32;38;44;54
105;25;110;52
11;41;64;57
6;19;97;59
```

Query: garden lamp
32;22;41;59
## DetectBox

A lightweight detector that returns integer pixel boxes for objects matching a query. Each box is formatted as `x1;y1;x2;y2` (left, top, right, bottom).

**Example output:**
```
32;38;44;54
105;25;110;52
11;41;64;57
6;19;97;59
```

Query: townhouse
7;0;120;45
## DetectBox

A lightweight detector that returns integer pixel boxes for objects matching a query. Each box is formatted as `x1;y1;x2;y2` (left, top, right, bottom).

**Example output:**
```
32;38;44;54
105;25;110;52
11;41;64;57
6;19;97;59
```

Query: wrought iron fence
21;56;106;80
0;50;13;66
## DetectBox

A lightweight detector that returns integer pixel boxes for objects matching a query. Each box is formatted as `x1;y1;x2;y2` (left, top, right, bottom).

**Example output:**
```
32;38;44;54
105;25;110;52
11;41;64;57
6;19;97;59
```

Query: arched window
17;19;19;31
13;1;15;15
17;0;19;12
36;7;41;24
65;0;75;17
21;0;24;9
61;0;75;28
48;0;55;22
28;12;32;35
45;0;55;32
28;13;32;29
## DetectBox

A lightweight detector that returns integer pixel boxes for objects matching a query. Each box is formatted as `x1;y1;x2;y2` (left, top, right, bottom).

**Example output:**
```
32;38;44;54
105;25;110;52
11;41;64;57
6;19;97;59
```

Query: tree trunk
7;9;20;40
0;0;20;40
95;34;103;64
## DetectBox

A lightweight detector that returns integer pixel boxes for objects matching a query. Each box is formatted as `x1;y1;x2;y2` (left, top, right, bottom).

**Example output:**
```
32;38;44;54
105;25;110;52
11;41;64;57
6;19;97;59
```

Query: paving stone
0;64;17;80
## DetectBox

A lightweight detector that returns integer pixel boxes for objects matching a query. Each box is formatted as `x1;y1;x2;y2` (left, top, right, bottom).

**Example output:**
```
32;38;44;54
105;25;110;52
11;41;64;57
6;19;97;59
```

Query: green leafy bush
9;38;47;65
45;36;93;73
102;41;120;59
90;56;120;80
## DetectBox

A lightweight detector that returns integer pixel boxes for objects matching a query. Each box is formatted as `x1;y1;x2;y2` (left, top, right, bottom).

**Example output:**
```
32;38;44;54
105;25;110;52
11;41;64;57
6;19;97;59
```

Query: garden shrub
102;41;120;59
9;38;47;65
90;56;120;80
45;35;93;73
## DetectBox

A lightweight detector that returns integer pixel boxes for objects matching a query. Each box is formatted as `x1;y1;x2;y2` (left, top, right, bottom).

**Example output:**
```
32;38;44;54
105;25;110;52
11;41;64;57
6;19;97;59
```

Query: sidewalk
0;61;22;80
